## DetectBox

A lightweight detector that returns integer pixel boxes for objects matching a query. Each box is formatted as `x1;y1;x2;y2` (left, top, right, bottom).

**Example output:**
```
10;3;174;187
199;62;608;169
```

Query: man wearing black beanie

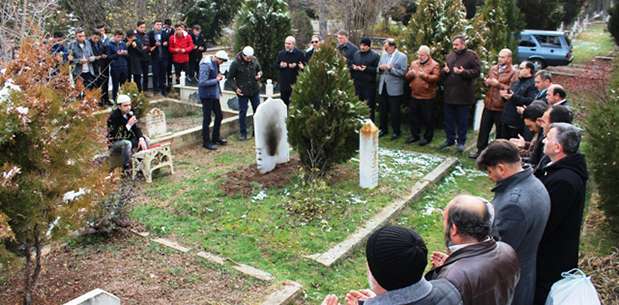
321;225;463;305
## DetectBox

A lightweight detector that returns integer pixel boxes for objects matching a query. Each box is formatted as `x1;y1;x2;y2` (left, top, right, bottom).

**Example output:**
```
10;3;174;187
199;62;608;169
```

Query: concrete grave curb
306;157;458;267
260;281;303;305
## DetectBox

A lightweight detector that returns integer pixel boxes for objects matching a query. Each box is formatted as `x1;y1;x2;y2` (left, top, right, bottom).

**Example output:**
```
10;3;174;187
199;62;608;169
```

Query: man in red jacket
168;23;194;84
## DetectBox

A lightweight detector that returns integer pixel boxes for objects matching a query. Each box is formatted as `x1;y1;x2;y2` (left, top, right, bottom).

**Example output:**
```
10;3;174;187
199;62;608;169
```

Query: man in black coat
135;21;150;92
336;30;358;67
440;35;481;152
188;24;207;85
534;70;553;102
500;61;538;139
89;31;109;106
305;35;321;62
107;95;147;169
275;36;306;107
533;123;588;305
350;37;380;122
126;30;146;92
148;20;170;96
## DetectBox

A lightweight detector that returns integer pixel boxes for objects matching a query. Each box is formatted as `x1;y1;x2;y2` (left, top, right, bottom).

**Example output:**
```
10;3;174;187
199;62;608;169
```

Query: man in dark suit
148;20;170;96
188;24;207;85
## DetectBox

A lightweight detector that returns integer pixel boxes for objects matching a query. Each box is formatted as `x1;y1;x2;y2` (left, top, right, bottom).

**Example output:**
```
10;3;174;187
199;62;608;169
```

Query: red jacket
168;31;194;64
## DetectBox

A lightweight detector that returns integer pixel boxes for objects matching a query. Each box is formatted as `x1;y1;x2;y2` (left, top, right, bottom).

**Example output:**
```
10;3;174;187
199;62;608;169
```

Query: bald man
275;35;306;107
425;195;520;305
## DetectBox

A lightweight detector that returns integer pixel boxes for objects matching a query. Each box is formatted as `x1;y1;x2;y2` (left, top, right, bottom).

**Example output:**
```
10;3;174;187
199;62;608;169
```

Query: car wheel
531;59;545;70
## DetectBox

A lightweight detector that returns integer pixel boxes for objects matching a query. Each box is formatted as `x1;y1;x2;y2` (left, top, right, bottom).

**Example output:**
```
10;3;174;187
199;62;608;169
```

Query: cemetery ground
1;25;618;305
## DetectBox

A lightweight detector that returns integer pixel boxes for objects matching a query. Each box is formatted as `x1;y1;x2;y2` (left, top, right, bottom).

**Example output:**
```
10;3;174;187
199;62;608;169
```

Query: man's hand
101;54;107;59
500;89;513;100
180;48;185;53
431;251;448;268
255;71;262;80
138;137;147;151
280;61;288;68
321;294;340;305
509;134;526;148
235;88;243;96
418;70;426;78
484;78;499;87
516;105;526;115
289;62;297;68
199;46;204;51
155;41;161;47
79;58;88;63
163;41;168;46
443;63;450;73
453;66;464;74
89;56;96;62
127;116;138;128
346;289;376;305
359;65;366;71
216;74;224;81
298;62;304;70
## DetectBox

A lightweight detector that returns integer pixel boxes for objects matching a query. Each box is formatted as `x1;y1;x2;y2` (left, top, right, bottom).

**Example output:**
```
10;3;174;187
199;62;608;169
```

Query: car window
519;35;537;47
534;35;563;48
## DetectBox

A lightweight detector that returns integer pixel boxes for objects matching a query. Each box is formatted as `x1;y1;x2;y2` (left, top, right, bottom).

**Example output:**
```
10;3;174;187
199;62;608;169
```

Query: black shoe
457;144;465;152
379;130;388;138
406;136;420;144
419;139;430;146
438;142;455;150
215;138;228;145
239;134;248;141
469;151;480;159
203;143;218;150
391;133;401;140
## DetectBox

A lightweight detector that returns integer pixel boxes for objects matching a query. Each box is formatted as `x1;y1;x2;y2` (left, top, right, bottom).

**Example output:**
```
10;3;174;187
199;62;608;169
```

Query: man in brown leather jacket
426;194;520;305
470;49;518;159
405;45;440;146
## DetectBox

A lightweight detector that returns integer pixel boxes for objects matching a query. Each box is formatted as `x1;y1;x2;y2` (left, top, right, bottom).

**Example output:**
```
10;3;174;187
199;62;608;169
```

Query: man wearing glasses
305;35;321;62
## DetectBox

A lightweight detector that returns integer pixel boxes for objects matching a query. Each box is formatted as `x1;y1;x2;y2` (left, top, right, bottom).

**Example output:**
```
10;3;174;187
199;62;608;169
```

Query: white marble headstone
359;120;379;189
473;99;484;131
254;97;289;174
63;288;120;305
145;108;168;138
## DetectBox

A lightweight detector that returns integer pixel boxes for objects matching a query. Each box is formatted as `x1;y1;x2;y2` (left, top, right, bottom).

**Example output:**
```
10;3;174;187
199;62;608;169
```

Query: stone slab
151;237;191;253
233;263;274;282
261;281;303;305
196;251;226;265
63;288;120;305
129;229;150;237
307;157;458;267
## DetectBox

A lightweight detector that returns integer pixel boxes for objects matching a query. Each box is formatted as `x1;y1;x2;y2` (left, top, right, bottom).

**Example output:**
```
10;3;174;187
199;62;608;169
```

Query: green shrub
288;42;368;179
585;91;619;222
120;81;149;120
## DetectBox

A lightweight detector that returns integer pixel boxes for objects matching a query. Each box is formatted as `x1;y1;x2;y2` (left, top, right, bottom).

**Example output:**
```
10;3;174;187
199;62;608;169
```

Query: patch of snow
63;188;89;203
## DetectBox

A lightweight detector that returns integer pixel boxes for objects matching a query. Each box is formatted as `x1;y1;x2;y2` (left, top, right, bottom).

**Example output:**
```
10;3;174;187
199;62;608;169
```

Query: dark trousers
409;98;434;142
187;53;202;82
379;89;402;135
77;72;96;89
238;93;260;136
202;98;223;145
166;56;173;90
130;74;142;91
151;58;167;95
140;61;150;91
173;62;188;84
476;108;505;151
110;68;128;102
98;67;110;104
354;82;377;123
502;124;520;139
280;86;292;107
444;103;470;145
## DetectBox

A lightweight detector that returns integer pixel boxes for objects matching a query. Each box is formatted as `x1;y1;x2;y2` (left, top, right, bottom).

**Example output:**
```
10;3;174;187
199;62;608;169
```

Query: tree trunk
318;0;328;38
22;226;42;305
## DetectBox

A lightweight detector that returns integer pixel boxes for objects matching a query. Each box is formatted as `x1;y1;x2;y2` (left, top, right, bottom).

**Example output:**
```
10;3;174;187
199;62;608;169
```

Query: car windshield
534;35;563;48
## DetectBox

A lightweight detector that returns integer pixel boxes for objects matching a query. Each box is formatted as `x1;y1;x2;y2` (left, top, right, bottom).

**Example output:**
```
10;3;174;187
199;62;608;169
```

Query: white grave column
266;79;274;98
473;99;484;132
359;120;379;189
254;97;289;174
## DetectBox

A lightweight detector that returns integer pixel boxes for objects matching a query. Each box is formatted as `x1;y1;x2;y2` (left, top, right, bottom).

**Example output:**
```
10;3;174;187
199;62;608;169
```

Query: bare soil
0;231;267;305
221;159;302;197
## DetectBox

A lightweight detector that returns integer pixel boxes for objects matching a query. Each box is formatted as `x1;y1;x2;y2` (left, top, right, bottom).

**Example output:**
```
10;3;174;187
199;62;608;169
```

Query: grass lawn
131;135;457;303
572;23;615;64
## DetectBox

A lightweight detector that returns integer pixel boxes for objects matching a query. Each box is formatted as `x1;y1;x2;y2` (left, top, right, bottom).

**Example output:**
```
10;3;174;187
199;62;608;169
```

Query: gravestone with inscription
359;120;379;189
145;108;168;139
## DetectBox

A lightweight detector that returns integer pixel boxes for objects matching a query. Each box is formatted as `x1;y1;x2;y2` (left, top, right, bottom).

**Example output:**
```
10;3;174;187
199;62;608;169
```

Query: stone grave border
306;156;458;267
129;230;302;305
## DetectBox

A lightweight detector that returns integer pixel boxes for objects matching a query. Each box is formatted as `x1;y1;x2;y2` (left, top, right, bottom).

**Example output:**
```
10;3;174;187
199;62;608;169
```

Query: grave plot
0;231;268;305
130;136;452;303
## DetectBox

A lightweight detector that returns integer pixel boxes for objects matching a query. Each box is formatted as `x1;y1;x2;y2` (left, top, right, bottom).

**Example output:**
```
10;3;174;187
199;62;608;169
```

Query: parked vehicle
517;30;573;69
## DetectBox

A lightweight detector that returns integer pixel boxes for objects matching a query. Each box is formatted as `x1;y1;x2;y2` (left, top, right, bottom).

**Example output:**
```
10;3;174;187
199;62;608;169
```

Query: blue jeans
443;103;471;145
238;93;260;136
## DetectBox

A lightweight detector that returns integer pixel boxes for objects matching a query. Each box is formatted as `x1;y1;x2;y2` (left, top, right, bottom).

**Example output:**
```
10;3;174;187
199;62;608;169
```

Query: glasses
311;41;319;43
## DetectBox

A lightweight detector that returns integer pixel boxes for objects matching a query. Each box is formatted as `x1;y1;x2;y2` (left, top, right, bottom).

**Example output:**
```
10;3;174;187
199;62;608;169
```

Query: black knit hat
360;37;372;47
366;225;428;290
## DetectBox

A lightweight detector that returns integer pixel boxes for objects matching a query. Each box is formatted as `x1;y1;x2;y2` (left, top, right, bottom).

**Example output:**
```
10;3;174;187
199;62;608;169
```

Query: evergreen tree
235;0;292;80
609;0;619;45
288;42;368;179
0;39;113;305
185;0;242;43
